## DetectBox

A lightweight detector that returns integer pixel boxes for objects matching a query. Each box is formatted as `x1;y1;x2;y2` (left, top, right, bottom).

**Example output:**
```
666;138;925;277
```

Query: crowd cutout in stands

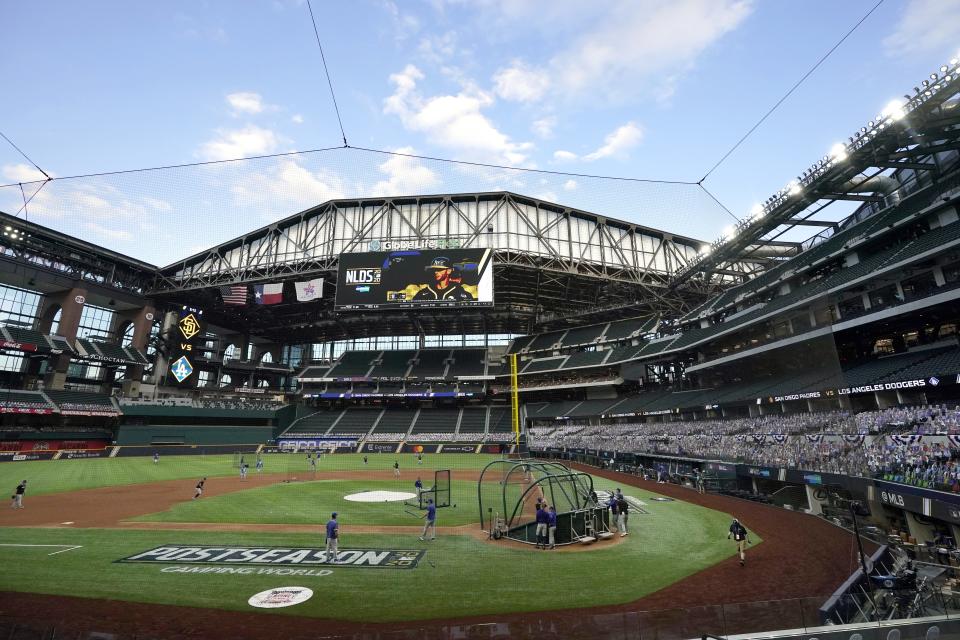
529;405;960;492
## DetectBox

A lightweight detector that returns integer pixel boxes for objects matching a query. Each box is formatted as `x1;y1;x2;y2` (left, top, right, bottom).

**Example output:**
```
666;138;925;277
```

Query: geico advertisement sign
839;379;928;395
118;546;425;569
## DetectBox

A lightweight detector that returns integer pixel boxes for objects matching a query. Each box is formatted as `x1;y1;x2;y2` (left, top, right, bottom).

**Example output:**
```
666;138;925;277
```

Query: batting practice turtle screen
335;248;494;310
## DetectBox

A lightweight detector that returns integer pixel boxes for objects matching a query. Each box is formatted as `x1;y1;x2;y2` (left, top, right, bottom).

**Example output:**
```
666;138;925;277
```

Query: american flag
219;285;248;306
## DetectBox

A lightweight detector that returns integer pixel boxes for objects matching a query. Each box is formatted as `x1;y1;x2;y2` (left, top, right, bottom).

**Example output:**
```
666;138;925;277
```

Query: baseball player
547;505;558;549
240;462;248;481
419;498;436;541
153;452;159;465
617;494;629;537
413;257;475;301
607;493;619;533
255;456;264;474
11;480;26;509
309;453;317;473
728;518;751;566
325;512;339;563
192;477;206;500
393;460;400;478
415;477;423;498
534;503;549;549
417;452;423;466
363;455;368;466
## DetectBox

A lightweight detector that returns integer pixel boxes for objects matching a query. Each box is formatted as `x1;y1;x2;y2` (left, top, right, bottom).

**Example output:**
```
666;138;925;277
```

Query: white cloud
533;190;558;203
232;159;345;213
884;0;960;57
291;114;304;124
383;64;533;165
553;150;577;162
554;0;751;100
371;147;440;197
532;116;556;138
84;223;133;242
2;163;48;183
417;32;459;64
226;92;265;115
563;179;577;191
493;61;551;102
583;122;643;161
198;125;280;161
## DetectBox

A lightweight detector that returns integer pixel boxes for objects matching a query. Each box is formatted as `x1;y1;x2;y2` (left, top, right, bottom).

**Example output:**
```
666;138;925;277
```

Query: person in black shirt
11;480;26;509
413;258;475;302
192;477;206;500
728;518;750;566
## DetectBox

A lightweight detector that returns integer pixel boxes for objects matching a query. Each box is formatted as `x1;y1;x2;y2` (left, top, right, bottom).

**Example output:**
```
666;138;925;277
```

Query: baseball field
0;451;859;637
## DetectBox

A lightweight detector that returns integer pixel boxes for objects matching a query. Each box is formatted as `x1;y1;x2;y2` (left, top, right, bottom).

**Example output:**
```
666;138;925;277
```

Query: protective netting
0;147;730;268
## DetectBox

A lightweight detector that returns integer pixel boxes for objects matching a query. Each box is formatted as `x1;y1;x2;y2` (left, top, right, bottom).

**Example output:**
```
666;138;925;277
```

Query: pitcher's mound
344;490;416;503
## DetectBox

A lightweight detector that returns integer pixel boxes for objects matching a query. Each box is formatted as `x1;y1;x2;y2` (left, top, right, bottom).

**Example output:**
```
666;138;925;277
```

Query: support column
42;287;88;390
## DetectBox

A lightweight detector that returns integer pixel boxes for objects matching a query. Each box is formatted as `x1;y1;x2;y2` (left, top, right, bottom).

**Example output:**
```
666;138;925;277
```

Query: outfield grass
133;479;482;526
0;453;500;496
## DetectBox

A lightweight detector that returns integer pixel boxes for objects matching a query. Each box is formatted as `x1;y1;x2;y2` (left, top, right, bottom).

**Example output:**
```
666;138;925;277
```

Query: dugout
478;459;608;546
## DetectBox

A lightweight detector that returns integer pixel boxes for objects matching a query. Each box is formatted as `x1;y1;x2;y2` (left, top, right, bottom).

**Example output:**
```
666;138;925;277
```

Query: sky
2;0;960;266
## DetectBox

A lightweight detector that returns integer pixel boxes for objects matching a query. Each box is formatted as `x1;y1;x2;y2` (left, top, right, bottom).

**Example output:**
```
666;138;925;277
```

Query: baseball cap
425;256;452;271
332;512;338;518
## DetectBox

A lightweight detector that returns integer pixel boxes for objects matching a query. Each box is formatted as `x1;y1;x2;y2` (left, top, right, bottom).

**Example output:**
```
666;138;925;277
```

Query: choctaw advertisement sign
336;248;493;310
117;545;425;570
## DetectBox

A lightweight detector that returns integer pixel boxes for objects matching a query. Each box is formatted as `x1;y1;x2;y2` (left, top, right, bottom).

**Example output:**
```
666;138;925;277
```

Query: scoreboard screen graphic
335;248;494;310
168;306;205;385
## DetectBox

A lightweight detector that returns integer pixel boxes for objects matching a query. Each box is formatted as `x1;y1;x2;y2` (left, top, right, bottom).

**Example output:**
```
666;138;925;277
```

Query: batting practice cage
407;469;452;509
478;460;610;546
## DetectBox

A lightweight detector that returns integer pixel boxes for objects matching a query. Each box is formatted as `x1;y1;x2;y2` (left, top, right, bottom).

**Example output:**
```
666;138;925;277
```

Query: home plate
344;490;416;503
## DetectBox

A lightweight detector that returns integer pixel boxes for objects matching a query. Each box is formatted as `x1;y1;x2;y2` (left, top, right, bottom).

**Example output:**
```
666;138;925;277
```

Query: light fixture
721;224;737;241
788;181;802;196
700;246;712;258
750;203;764;219
882;99;906;122
829;143;848;162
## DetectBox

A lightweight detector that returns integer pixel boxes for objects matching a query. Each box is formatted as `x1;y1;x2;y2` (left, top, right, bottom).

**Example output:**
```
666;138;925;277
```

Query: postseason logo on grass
117;546;425;570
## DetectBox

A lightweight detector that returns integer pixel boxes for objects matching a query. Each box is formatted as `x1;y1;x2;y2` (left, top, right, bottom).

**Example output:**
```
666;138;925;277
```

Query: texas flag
253;283;283;305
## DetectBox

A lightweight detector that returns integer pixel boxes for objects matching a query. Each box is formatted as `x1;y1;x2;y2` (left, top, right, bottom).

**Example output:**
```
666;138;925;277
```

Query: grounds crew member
728;518;751;566
326;512;339;563
413;257;475;301
11;479;26;509
420;498;437;541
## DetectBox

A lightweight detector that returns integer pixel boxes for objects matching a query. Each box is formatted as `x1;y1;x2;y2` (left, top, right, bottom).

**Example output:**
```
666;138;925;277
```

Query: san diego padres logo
178;313;200;340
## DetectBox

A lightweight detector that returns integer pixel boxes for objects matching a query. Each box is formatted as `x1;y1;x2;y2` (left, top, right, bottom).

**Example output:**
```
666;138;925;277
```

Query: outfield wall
115;425;274;446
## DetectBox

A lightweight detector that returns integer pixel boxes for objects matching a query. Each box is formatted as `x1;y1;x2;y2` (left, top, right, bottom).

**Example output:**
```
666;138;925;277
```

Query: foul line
0;543;83;555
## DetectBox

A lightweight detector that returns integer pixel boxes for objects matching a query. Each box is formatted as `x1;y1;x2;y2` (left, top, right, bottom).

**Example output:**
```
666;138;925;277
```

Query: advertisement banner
0;451;56;462
401;444;441;454
363;442;400;453
0;339;38;352
277;439;357;451
335;248;494;310
440;444;480;453
62;450;112;459
0;407;54;415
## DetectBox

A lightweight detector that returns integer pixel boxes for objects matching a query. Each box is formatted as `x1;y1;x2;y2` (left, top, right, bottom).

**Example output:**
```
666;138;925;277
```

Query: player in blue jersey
325;512;339;563
419;499;436;541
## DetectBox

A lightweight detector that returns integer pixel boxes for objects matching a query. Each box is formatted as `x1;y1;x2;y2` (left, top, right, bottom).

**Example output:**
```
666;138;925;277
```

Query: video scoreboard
335;248;493;310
